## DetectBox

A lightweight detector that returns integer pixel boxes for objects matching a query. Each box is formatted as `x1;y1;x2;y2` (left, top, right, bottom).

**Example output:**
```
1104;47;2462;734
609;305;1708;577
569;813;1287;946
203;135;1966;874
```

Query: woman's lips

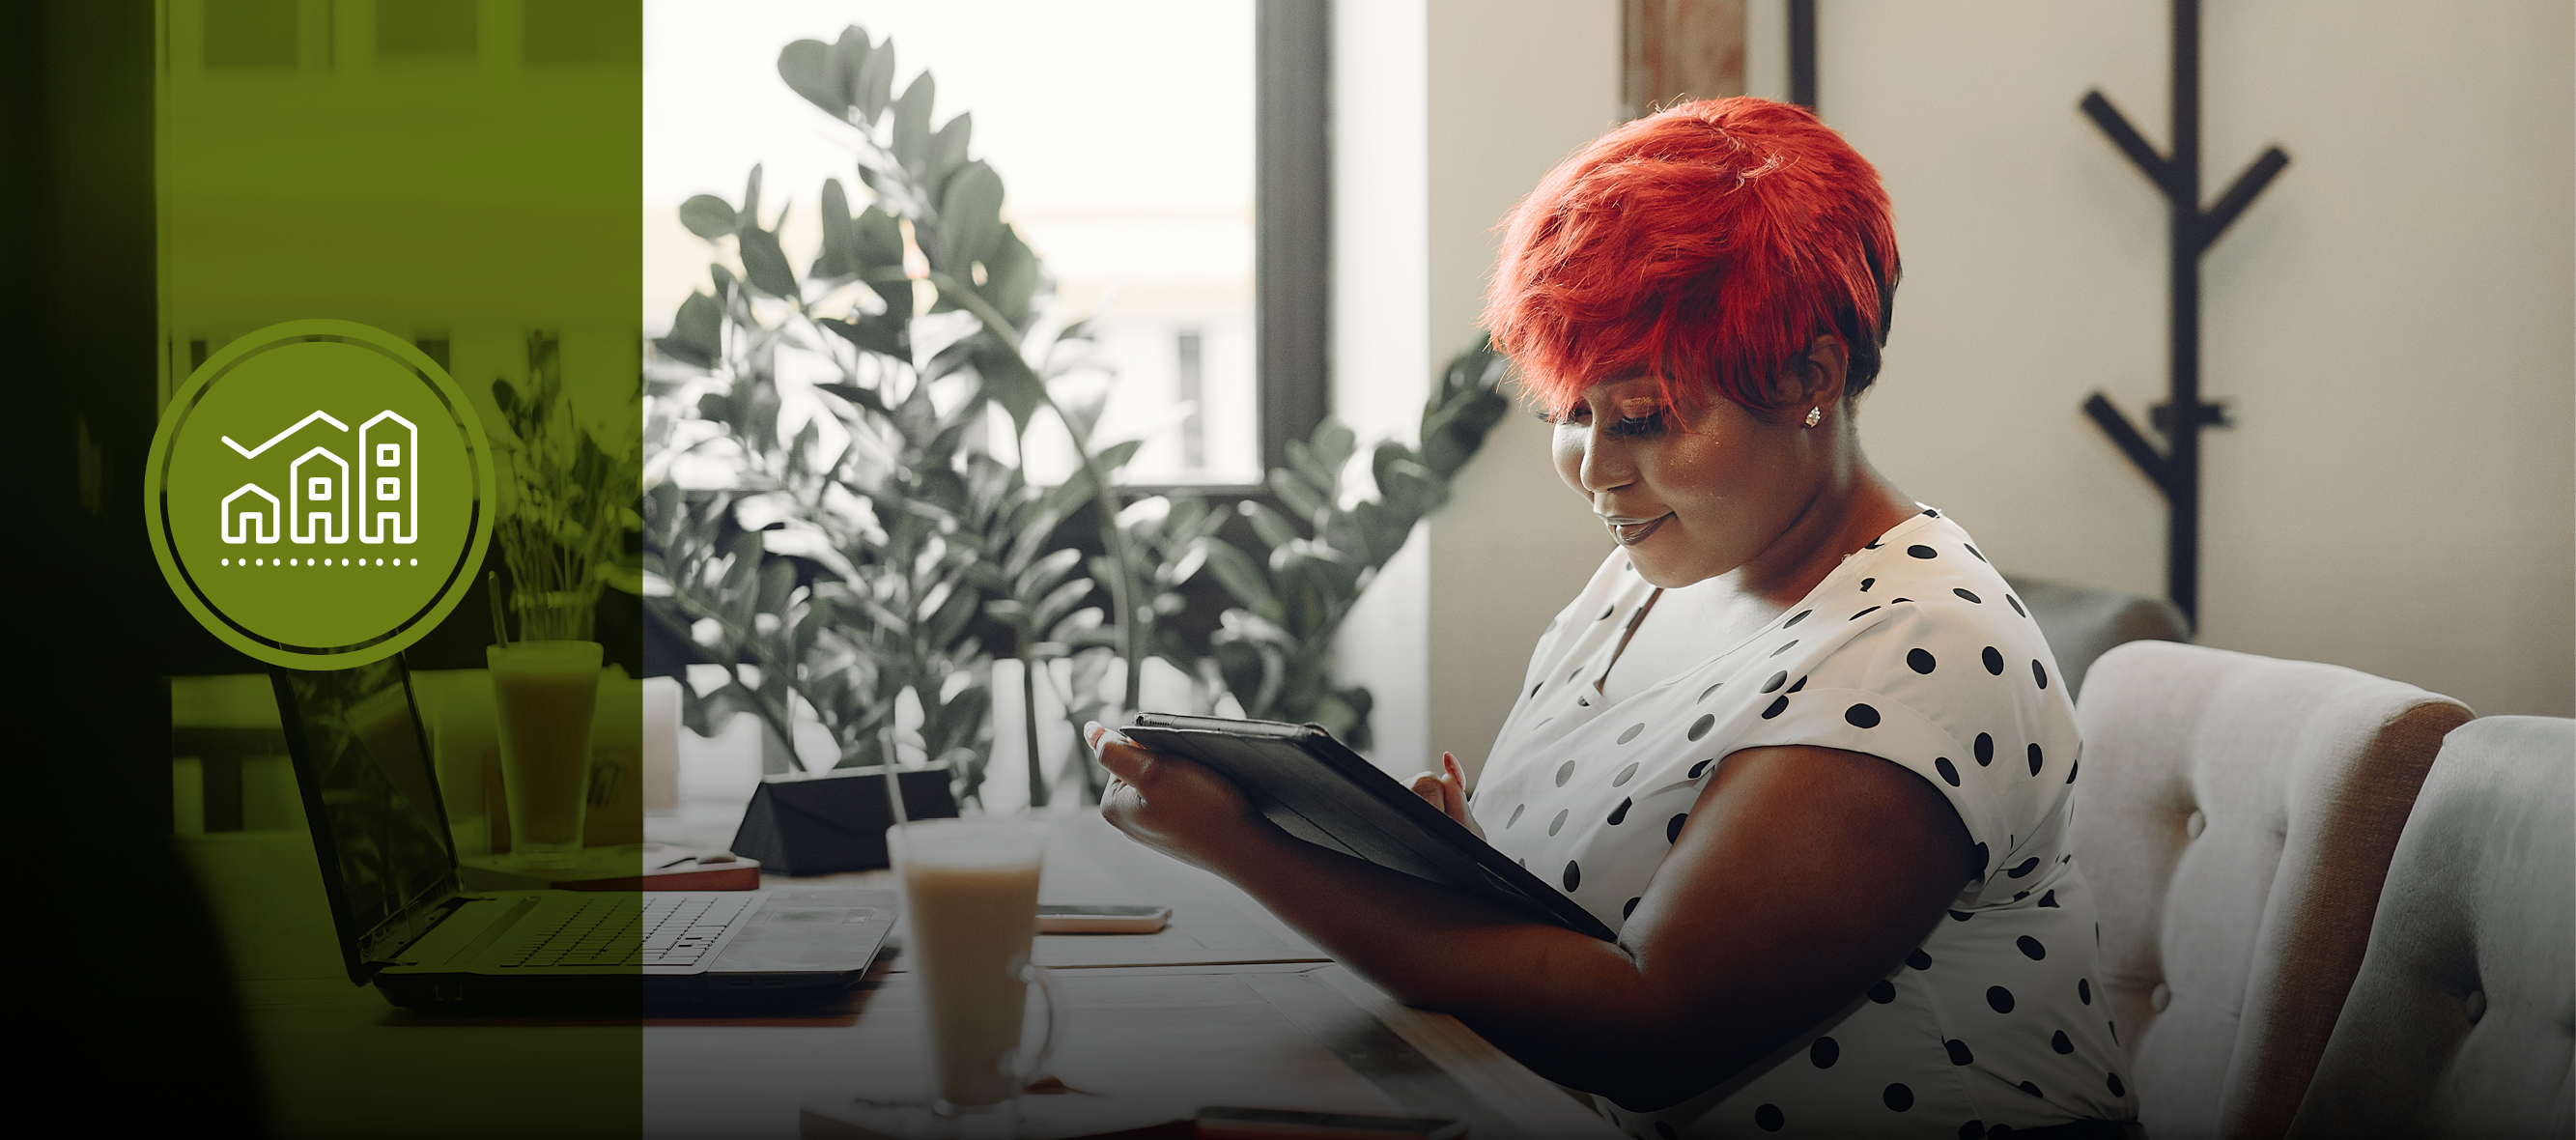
1604;513;1672;546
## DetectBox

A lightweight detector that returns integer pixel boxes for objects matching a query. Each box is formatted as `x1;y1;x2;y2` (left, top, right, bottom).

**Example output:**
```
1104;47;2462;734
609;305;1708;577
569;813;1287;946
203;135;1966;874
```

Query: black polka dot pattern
2109;1072;2127;1097
2019;1081;2043;1097
1483;513;2107;1131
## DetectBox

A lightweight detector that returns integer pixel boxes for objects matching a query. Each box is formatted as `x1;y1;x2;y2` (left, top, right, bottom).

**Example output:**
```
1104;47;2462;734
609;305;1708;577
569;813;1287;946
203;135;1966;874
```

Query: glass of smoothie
893;817;1063;1128
486;641;601;869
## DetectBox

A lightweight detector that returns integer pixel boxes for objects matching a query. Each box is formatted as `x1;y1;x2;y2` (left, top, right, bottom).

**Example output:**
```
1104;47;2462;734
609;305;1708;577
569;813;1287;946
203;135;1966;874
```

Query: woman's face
1550;377;1822;589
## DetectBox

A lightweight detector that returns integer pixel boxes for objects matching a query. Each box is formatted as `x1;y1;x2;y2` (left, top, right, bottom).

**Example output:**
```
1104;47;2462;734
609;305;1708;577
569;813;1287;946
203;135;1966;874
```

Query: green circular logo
146;320;496;668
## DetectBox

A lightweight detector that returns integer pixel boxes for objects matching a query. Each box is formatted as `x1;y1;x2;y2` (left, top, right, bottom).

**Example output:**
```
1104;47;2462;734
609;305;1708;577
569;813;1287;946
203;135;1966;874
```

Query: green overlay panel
156;2;644;1135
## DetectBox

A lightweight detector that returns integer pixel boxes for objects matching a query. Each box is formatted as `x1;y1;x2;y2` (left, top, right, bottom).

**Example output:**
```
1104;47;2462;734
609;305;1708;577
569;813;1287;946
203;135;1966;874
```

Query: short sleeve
1724;601;2064;882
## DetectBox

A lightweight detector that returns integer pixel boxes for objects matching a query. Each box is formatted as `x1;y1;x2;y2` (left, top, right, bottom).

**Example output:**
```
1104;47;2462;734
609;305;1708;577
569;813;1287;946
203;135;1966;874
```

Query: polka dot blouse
1470;509;2137;1139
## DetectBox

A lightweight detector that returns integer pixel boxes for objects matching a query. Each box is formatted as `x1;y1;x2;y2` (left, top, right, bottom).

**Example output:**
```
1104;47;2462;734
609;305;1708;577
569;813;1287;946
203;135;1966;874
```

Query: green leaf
740;165;764;232
652;292;722;370
680;194;737;242
934;160;1004;275
738;227;798;298
1093;438;1145;477
856;32;896;122
1201;538;1277;617
926;111;972;195
776;38;844;118
1348;499;1416;569
1310;419;1357;473
891;72;935;171
1269;466;1329;522
811;179;863;280
828;27;870;109
1286;439;1337;502
855;204;904;270
972;341;1044;435
819;314;908;360
976;226;1041;326
813;381;891;417
1238;499;1299;551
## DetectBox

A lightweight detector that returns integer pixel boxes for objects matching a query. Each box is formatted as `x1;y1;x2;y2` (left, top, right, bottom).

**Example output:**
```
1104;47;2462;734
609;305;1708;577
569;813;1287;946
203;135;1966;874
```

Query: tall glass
486;641;601;869
894;818;1062;1131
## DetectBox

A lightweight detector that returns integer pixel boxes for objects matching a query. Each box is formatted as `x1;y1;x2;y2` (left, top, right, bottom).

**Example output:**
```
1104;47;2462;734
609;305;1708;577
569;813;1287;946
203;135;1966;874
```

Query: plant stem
917;269;1147;719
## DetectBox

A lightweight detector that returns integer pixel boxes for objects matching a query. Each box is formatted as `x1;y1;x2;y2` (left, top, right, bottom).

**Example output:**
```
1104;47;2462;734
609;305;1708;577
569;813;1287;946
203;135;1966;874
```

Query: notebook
269;656;893;1010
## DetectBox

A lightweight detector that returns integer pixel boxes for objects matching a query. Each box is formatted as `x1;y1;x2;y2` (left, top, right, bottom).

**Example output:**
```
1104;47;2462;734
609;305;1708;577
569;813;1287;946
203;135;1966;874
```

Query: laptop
269;656;894;1012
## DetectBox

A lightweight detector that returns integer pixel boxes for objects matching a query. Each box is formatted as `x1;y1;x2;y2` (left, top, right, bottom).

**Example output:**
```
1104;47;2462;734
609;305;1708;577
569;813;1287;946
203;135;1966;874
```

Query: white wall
1795;0;2574;718
1330;0;1433;776
1421;0;1625;779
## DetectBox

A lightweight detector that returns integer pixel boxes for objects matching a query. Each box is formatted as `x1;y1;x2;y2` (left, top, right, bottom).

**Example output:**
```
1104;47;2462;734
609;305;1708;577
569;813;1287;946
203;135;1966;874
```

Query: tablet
1119;713;1618;942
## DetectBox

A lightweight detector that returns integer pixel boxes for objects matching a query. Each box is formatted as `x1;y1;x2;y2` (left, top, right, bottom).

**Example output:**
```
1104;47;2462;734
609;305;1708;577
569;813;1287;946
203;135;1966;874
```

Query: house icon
288;447;350;544
358;411;417;545
221;484;281;544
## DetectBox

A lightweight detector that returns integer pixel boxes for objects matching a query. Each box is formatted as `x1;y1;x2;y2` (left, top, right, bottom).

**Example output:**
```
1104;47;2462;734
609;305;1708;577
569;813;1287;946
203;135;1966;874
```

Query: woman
1090;99;2137;1140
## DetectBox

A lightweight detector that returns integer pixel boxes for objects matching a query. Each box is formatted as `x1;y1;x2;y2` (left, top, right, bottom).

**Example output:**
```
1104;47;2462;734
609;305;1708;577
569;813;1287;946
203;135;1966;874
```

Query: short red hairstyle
1484;98;1900;419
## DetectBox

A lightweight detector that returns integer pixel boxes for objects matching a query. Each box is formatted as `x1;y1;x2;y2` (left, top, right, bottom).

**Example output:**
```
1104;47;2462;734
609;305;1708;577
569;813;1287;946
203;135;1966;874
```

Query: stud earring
1804;407;1823;428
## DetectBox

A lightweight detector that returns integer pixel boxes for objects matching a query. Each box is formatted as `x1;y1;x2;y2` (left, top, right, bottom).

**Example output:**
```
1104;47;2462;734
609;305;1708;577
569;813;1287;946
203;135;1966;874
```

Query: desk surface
218;810;1617;1140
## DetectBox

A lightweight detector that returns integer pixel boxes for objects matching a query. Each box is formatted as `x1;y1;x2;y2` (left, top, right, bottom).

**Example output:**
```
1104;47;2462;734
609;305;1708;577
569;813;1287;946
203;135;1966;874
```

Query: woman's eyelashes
1542;406;1668;439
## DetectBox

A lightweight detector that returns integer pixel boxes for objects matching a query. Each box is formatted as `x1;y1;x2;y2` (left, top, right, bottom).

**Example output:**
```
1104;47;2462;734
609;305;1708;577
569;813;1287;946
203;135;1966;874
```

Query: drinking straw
879;724;910;833
487;572;510;646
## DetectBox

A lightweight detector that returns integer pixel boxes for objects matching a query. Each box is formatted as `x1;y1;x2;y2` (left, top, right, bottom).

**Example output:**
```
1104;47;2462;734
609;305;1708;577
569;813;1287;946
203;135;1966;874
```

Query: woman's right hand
1408;752;1485;840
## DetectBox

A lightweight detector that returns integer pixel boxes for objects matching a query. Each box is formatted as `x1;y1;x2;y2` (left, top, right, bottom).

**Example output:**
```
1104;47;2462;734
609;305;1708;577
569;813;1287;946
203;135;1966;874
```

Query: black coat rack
2078;0;2289;626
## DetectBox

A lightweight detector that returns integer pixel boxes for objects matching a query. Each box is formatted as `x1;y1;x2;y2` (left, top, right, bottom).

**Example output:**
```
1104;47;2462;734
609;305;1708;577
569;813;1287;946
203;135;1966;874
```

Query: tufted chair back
2070;641;2472;1139
2285;716;2574;1139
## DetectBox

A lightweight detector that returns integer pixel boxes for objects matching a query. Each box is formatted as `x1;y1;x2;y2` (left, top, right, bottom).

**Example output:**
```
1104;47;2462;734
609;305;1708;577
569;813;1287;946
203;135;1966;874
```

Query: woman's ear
1785;333;1851;412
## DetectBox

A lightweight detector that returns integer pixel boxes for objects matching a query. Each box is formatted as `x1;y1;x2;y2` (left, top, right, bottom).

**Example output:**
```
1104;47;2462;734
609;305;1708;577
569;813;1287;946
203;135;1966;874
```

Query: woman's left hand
1090;722;1278;872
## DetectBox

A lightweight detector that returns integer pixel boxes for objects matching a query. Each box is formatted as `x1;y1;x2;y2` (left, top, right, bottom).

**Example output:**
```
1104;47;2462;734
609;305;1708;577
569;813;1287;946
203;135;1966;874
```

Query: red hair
1484;98;1900;419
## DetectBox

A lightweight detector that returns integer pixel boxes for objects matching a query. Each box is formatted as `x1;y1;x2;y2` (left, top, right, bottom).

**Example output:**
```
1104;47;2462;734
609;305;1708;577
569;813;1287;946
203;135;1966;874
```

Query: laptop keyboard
495;895;750;968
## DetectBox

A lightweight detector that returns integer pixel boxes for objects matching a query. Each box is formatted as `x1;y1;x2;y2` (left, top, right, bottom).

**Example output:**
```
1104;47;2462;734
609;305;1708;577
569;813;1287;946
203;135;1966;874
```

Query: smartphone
1034;903;1172;933
1194;1107;1465;1139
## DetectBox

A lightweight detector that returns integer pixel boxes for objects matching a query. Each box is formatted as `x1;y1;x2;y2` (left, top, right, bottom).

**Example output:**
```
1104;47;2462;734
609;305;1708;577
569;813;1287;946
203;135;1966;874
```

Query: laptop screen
271;658;460;982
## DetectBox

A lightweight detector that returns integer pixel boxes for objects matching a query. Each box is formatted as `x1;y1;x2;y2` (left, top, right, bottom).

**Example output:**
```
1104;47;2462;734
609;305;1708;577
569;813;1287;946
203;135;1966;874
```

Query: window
643;0;1325;490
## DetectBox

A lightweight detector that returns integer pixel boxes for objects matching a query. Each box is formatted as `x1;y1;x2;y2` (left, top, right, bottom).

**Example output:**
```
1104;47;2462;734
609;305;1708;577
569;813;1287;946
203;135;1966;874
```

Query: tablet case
728;763;958;875
1120;714;1617;941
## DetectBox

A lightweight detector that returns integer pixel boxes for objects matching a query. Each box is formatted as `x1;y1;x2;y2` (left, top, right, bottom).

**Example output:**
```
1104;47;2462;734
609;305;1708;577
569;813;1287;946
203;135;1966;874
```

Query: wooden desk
642;962;1615;1140
222;811;1616;1139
